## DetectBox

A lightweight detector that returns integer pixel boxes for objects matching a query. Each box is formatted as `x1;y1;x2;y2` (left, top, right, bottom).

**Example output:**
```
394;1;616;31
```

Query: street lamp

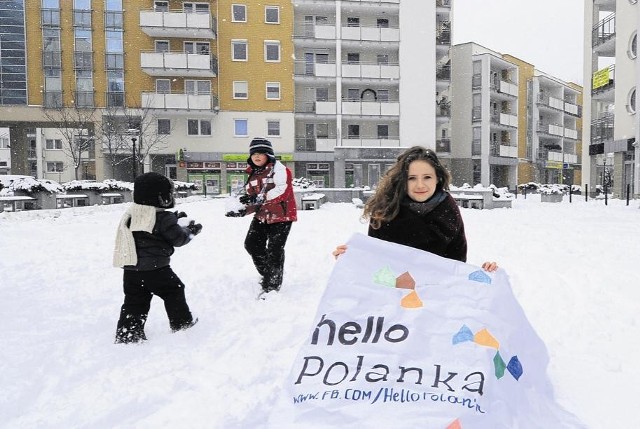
131;136;137;180
126;128;140;181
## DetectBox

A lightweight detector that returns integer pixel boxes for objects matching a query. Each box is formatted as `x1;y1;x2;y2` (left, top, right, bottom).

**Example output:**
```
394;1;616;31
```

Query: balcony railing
142;91;219;110
592;64;615;95
140;9;217;38
591;113;614;144
341;24;400;42
592;13;615;48
342;100;400;116
140;51;218;77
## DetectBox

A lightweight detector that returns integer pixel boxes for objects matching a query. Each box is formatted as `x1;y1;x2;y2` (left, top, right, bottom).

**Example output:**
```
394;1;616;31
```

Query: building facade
1;0;451;191
583;0;638;198
451;43;583;190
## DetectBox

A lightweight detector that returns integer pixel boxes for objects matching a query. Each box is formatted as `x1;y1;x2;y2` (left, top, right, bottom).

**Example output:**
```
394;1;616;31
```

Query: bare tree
42;106;98;180
104;97;172;180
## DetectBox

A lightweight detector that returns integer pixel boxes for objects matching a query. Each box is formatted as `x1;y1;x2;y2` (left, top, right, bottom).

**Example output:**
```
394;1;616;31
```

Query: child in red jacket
226;138;297;296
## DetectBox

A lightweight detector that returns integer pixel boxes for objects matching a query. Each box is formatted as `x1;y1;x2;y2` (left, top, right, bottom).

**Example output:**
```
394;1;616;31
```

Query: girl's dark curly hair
363;146;451;229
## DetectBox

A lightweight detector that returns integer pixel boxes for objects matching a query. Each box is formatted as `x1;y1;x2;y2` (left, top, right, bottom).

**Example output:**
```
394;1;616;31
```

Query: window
157;119;171;135
156;79;171;93
234;119;248;136
43;0;60;7
347;17;360;27
316;87;328;102
0;137;9;149
347;124;360;138
267;120;280;137
233;81;248;99
265;6;279;24
184;3;209;13
266;82;280;100
45;139;63;150
232;4;246;22
377;18;389;28
627;87;637;114
347;53;360;64
185;80;211;95
47;162;64;172
106;0;122;10
378;89;389;102
264;41;281;62
232;40;248;61
377;54;389;65
185;41;209;55
154;1;168;12
629;32;638;59
347;88;359;101
377;125;389;139
155;40;169;53
187;119;211;135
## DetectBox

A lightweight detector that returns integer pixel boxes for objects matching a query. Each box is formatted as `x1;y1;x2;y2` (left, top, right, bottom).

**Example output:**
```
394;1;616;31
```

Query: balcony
140;9;216;39
536;93;564;111
142;91;219;111
295;100;337;115
341;25;400;42
591;65;615;100
140;51;217;77
491;143;518;158
342;62;400;80
537;122;564;137
592;13;615;56
340;137;401;147
342;100;399;116
294;61;336;78
490;112;518;128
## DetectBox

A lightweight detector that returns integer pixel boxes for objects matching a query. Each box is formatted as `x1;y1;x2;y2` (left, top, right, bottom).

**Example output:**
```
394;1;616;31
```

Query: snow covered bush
292;177;315;189
173;180;199;191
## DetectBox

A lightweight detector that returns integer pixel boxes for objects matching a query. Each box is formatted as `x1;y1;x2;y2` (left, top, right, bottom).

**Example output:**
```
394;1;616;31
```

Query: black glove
225;210;246;218
174;211;187;219
239;194;257;205
186;220;202;236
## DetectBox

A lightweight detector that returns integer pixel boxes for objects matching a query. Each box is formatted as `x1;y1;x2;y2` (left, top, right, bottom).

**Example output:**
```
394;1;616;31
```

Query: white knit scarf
112;203;158;267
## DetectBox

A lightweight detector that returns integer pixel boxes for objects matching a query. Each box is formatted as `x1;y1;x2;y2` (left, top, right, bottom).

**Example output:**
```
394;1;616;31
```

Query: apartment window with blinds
267;120;280;137
233;81;248;99
266;82;280;100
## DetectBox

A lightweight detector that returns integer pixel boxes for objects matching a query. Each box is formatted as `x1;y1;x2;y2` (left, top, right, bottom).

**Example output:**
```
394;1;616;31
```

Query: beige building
451;43;583;190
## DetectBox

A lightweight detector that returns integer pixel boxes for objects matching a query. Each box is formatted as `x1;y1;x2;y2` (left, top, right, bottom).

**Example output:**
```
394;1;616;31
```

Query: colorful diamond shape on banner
373;266;397;288
468;270;492;284
400;289;423;308
452;325;474;344
507;355;523;380
494;351;507;379
474;328;500;349
396;271;416;290
446;418;462;429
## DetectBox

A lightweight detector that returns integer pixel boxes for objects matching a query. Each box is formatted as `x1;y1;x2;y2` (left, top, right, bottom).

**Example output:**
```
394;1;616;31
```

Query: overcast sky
452;0;585;85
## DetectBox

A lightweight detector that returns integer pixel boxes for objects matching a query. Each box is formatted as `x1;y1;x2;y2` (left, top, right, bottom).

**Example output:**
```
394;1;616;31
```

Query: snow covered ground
1;194;638;428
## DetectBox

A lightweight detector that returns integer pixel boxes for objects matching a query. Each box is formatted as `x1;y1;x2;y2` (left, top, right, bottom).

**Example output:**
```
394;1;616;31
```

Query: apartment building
1;0;295;192
584;0;637;198
451;43;583;189
291;0;450;188
0;128;10;175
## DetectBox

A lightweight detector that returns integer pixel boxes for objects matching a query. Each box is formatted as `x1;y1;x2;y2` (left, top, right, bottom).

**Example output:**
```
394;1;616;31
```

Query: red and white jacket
244;160;297;224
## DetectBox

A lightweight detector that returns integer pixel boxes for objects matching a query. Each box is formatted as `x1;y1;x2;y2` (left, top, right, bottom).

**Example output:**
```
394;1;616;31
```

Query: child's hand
482;261;498;272
187;220;203;236
332;244;348;260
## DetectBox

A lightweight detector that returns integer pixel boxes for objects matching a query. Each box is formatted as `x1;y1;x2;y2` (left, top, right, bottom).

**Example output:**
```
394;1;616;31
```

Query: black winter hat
133;172;175;208
249;137;275;156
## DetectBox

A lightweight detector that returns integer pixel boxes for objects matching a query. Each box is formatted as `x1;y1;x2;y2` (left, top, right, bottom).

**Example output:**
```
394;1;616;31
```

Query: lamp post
131;136;137;180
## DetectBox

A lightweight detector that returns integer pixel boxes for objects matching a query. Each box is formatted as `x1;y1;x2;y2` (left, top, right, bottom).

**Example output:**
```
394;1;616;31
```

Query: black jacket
368;193;468;262
125;211;192;271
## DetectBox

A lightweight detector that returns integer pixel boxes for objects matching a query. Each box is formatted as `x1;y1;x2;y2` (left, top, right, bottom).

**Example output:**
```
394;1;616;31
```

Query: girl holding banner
334;146;497;272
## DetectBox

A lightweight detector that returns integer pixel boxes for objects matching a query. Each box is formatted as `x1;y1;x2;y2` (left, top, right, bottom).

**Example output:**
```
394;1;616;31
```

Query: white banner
268;233;584;429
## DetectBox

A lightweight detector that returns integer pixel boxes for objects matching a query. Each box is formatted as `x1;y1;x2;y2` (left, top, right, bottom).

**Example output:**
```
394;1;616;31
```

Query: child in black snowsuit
113;172;202;344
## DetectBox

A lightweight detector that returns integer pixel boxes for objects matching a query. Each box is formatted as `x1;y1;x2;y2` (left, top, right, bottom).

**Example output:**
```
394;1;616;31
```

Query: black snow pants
115;266;194;343
244;218;292;292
